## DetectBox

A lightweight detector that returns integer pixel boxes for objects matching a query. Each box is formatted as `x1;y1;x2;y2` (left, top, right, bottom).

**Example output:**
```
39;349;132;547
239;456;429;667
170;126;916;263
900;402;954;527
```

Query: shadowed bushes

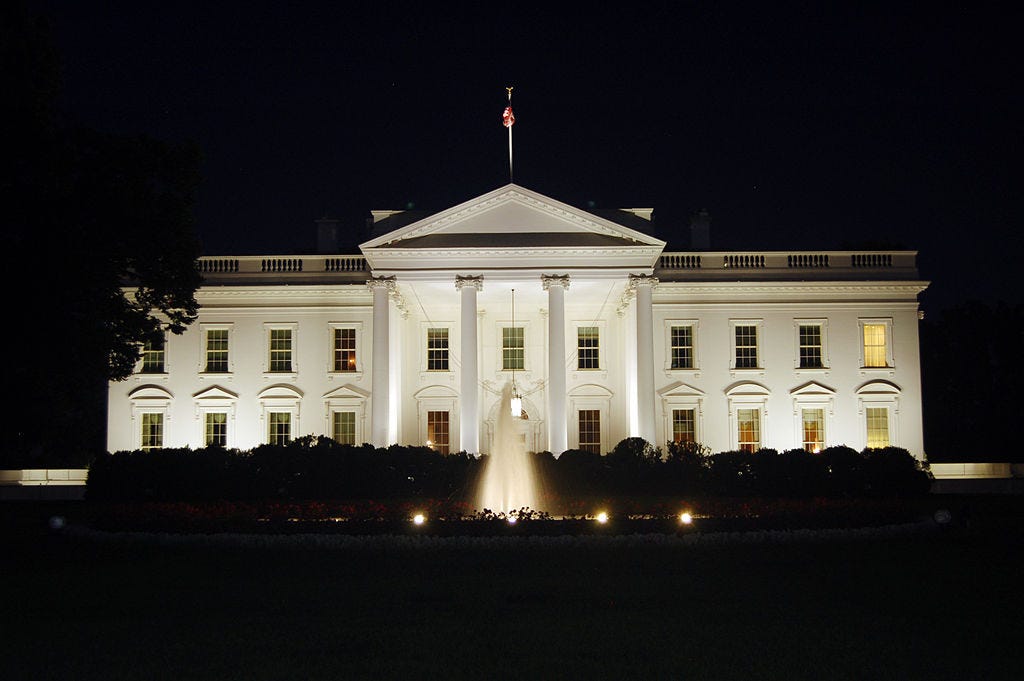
87;436;930;502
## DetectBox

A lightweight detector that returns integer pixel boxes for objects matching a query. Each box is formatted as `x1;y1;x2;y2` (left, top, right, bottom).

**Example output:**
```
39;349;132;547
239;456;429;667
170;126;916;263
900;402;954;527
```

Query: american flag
502;105;515;128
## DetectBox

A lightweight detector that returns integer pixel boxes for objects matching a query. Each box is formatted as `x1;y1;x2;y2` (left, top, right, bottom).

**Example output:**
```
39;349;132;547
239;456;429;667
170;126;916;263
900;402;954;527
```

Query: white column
456;275;483;454
632;274;658;445
542;275;570;454
368;276;394;447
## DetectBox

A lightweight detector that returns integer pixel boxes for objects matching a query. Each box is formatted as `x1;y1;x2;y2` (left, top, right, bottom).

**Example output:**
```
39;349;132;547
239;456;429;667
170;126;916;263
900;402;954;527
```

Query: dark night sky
33;1;1022;312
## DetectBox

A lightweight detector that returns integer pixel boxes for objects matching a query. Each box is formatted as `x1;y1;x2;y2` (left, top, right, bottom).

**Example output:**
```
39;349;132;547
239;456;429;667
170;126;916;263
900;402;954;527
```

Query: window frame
664;320;700;373
857;380;901;449
859;318;895;371
264;323;298;376
794;319;829;371
790;381;835;453
140;411;164;450
726;382;770;452
199;323;233;375
427;327;451;372
139;333;167;374
328;322;363;377
575;325;601;371
729;319;764;373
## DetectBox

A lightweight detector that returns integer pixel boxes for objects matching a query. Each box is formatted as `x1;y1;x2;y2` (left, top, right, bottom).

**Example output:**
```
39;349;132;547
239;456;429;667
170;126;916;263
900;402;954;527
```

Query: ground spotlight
595;511;608;524
412;513;426;525
507;515;517;525
679;512;693;525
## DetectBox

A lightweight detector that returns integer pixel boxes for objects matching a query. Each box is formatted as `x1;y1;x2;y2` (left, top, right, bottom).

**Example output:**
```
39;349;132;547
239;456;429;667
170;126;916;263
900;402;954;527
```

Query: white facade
108;184;928;458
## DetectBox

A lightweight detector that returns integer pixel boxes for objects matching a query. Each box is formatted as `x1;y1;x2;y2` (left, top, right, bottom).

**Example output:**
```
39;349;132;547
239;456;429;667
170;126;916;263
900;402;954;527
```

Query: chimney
690;209;711;250
316;217;341;253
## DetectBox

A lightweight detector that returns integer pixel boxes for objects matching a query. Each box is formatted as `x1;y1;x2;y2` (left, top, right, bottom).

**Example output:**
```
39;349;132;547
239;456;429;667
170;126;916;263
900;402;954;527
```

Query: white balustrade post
542;275;570;455
368;276;394;447
631;274;658;445
456;275;483;454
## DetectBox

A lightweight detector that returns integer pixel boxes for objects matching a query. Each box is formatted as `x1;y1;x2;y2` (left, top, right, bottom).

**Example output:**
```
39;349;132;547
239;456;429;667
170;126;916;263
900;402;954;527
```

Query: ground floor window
141;413;163;450
801;408;825;453
333;411;356;445
427;411;449;454
268;412;291;446
737;408;761;453
865;407;890;448
578;410;601;454
205;412;227;447
672;408;695;443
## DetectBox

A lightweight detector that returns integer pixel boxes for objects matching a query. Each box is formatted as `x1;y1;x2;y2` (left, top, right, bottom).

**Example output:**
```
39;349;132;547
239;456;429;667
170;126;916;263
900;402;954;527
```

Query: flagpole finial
506;86;513;100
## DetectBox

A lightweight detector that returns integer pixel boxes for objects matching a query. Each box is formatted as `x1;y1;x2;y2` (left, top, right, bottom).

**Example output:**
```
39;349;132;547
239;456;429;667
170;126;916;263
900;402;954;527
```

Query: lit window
799;324;824;368
502;327;524;371
802;408;824;452
141;413;163;450
268;412;291;446
205;329;229;373
737;408;760;452
205;412;227;447
863;324;888;368
672;408;695;443
866;407;890;448
427;411;449;454
140;335;165;374
735;325;759;369
577;326;600;370
269;329;293;372
427;328;450;371
333;328;357;372
333;411;356;445
579;410;601;454
670;325;694;369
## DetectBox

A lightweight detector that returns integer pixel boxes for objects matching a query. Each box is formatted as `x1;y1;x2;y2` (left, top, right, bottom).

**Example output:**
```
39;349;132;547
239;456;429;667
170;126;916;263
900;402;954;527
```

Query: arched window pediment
129;385;174;401
568;383;613;399
257;384;304;400
856;380;901;395
725;381;770;397
413;385;459;400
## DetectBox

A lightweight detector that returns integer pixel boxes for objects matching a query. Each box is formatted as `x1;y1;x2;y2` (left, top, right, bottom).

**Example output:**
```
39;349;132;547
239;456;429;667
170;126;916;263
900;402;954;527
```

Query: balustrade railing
658;251;913;271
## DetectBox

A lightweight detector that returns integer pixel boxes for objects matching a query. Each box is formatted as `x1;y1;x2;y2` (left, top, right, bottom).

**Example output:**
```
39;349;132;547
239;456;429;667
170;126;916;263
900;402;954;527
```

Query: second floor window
670;325;694;369
735;325;759;369
503;327;524;371
427;328;449;371
577;326;599;369
333;328;356;372
269;329;293;372
140;336;165;374
799;324;824;368
205;329;229;372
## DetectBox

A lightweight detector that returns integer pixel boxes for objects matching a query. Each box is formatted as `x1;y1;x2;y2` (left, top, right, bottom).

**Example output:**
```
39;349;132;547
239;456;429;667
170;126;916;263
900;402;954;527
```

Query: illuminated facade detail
141;335;166;374
108;184;928;459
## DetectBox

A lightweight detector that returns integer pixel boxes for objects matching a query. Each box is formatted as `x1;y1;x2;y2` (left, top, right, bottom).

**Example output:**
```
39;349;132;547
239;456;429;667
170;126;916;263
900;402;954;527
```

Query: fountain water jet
476;381;540;513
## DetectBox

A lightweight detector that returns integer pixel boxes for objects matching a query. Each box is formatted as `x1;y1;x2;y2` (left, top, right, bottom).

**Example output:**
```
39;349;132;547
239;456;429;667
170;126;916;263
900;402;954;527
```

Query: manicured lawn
1;499;1022;680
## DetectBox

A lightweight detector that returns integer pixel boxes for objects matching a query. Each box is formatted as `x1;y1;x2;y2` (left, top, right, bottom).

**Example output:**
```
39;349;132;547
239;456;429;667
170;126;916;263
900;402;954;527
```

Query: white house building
107;184;929;459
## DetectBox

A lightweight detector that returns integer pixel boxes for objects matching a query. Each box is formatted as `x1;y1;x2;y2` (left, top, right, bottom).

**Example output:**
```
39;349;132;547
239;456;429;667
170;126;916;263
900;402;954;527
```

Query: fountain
476;381;540;514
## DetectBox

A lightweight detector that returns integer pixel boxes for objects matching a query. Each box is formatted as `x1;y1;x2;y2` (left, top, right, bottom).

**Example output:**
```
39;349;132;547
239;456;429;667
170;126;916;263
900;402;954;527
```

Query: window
734;324;759;369
269;328;293;372
205;412;227;447
141;413;163;450
865;407;890;448
798;324;823;368
268;412;291;445
502;327;524;370
802;408;825;452
577;326;600;370
205;329;229;373
672;408;695;443
427;328;450;371
737;408;760;452
140;335;165;373
333;411;356;445
670;325;694;369
333;328;357;372
427;411;449;454
863;323;888;368
578;410;601;454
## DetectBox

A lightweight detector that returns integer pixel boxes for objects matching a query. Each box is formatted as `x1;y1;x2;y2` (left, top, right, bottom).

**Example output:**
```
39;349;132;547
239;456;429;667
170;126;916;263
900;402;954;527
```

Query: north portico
109;183;928;460
359;184;667;455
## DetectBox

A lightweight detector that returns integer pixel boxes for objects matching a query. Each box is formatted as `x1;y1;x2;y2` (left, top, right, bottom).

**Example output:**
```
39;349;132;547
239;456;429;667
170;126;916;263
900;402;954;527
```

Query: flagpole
505;86;514;183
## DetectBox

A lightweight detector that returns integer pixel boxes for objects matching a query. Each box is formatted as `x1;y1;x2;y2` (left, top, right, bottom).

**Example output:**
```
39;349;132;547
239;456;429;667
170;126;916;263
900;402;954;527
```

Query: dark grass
2;499;1023;681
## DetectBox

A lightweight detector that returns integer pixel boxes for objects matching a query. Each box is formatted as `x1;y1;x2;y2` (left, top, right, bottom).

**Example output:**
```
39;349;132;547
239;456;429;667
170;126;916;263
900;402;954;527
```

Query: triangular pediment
323;384;370;400
193;385;239;401
360;184;665;274
659;381;705;398
790;381;836;397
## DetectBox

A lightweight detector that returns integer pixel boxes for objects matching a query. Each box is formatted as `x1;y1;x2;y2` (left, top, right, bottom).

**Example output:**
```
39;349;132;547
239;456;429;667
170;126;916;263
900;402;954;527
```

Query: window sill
794;367;830;374
664;368;701;378
859;367;895;377
263;372;298;381
329;371;364;381
730;368;765;377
